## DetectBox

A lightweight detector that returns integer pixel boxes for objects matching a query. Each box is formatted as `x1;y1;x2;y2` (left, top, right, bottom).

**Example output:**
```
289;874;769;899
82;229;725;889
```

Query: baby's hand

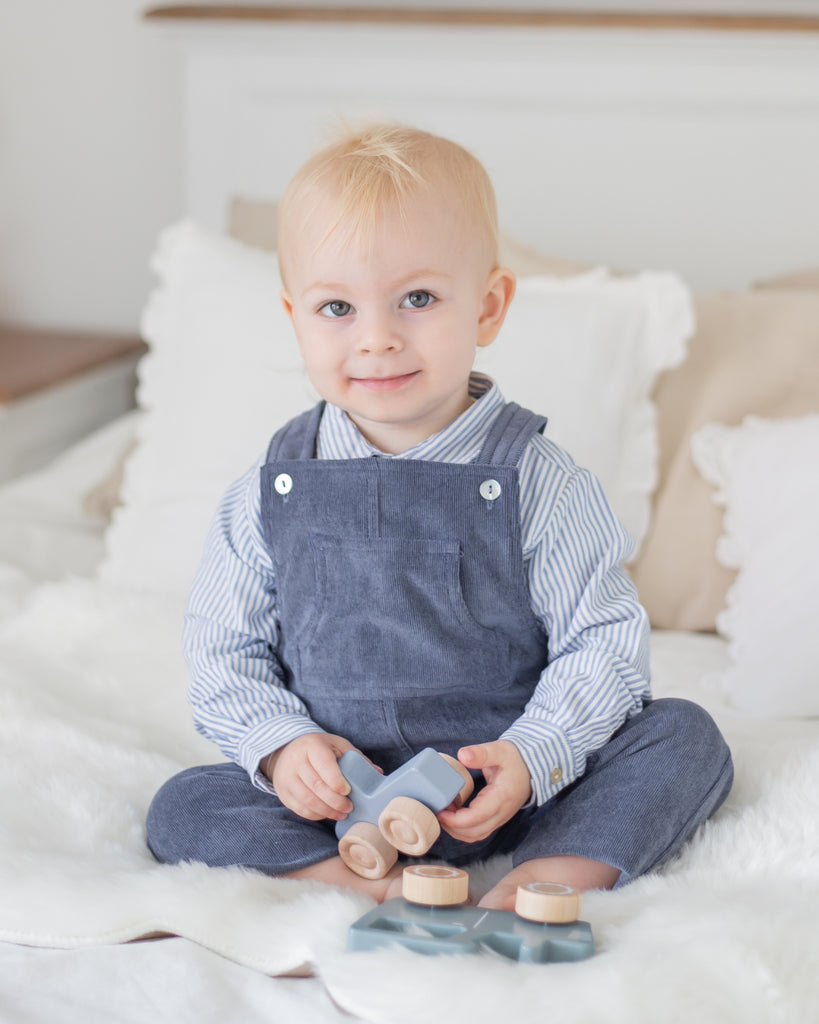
261;733;356;822
437;740;531;844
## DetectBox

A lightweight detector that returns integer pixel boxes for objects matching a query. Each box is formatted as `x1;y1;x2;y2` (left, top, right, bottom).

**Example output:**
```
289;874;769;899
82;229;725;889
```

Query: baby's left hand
437;740;531;844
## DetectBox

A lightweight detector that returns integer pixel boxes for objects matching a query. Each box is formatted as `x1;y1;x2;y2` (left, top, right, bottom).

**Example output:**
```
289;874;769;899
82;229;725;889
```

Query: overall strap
265;401;326;463
476;401;548;467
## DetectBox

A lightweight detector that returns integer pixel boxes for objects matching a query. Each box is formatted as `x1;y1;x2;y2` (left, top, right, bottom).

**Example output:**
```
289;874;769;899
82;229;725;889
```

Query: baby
147;124;733;910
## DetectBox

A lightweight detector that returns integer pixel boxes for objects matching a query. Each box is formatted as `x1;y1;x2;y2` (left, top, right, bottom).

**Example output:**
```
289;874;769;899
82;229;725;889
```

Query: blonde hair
277;123;500;280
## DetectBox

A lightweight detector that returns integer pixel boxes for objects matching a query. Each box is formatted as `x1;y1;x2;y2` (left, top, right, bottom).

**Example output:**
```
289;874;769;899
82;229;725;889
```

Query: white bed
1;14;818;1024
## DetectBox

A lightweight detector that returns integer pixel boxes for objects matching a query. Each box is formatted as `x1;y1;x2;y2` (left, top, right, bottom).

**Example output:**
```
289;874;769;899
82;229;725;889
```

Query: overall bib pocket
293;533;503;696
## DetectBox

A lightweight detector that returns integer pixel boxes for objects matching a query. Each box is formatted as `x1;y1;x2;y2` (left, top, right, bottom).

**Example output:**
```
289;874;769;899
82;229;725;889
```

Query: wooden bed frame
144;6;819;34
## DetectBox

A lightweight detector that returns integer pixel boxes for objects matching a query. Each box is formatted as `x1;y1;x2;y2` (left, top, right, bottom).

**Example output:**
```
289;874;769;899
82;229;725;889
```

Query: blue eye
319;300;352;318
401;290;435;309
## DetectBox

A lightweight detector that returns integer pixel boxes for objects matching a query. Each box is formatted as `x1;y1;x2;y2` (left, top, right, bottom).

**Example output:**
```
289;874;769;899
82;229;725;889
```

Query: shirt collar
317;373;505;463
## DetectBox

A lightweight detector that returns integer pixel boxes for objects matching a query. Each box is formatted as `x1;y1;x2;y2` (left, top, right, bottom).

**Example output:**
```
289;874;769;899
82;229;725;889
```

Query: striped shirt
184;375;651;805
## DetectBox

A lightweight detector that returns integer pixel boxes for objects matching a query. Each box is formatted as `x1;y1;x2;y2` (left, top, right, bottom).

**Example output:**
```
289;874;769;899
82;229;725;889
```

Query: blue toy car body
335;747;466;841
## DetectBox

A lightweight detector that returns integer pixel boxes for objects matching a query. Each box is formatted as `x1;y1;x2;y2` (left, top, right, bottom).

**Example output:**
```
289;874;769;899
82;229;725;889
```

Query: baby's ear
280;289;295;323
477;267;516;349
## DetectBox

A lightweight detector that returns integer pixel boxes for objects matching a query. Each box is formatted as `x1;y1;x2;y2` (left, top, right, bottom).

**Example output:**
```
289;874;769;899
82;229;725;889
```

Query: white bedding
0;412;139;613
1;422;818;1024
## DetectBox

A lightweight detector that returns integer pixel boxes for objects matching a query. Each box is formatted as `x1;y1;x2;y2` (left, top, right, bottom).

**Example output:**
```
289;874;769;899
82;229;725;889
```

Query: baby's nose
357;317;403;354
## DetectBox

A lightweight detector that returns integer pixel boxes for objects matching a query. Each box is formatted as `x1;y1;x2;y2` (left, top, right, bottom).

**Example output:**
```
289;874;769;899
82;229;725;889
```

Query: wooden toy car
335;748;474;879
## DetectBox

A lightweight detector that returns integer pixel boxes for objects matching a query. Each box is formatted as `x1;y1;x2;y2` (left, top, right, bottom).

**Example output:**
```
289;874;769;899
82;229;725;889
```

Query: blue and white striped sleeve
183;457;324;791
501;435;651;805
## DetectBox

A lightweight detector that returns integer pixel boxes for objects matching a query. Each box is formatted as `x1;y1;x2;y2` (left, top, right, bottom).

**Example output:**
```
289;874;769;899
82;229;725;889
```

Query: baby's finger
276;779;328;821
438;788;505;842
306;775;352;818
295;764;352;818
287;775;347;821
309;742;353;797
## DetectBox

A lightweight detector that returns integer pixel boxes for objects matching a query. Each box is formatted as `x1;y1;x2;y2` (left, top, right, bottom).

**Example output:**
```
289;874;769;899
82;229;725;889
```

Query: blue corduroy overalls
258;399;549;777
146;401;733;880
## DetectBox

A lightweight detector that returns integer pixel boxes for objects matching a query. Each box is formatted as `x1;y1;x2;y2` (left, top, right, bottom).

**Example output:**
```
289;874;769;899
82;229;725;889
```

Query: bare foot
478;856;620;912
285;856;405;903
382;867;405;902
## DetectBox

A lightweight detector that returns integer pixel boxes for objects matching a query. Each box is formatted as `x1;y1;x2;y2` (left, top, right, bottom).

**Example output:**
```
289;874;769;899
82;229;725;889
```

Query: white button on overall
479;479;502;501
274;473;293;496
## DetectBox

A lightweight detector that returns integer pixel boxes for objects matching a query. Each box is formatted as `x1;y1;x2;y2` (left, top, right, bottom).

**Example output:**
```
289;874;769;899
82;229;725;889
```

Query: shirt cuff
237;714;326;794
501;719;579;805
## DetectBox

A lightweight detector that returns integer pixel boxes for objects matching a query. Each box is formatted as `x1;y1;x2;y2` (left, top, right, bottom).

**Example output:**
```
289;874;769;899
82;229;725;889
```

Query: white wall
0;1;181;333
1;3;818;333
182;21;819;292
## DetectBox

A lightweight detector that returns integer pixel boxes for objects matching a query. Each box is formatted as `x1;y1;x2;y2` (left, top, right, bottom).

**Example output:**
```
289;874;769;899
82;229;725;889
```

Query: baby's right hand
261;733;356;822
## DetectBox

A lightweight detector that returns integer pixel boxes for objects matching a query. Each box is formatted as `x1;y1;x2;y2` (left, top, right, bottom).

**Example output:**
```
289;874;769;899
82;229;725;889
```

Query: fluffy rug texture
1;579;817;1024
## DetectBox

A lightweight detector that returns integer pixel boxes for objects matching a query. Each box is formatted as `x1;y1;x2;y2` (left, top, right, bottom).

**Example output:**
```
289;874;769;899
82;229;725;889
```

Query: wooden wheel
338;822;399;879
515;882;582;924
438;753;475;807
378;796;440;856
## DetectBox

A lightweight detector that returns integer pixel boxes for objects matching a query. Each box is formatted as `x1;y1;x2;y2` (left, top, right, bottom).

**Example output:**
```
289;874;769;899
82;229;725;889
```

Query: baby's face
280;186;513;454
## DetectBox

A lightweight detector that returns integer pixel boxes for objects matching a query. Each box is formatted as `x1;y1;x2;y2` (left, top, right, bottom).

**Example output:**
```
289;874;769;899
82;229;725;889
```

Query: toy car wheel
378;796;440;856
438;753;475;807
515;882;582;924
338;822;399;879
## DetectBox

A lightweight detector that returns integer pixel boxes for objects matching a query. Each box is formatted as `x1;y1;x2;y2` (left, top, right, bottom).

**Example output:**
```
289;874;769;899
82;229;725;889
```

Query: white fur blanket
1;579;817;1024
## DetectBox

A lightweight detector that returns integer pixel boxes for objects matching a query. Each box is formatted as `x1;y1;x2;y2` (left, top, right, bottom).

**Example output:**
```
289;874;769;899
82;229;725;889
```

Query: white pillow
102;221;692;596
478;271;692;550
101;222;317;595
693;415;819;717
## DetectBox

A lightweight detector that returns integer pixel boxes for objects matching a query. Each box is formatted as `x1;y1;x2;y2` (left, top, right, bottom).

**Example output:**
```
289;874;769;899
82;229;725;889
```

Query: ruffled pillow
693;415;819;717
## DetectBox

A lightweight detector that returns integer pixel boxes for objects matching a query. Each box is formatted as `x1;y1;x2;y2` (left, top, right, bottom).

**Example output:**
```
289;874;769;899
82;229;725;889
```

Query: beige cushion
228;196;279;253
755;267;819;291
497;235;595;278
631;288;819;631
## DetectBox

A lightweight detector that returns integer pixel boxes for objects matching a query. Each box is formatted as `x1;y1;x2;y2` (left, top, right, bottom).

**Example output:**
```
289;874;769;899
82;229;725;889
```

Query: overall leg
146;762;341;874
483;698;733;904
147;762;407;900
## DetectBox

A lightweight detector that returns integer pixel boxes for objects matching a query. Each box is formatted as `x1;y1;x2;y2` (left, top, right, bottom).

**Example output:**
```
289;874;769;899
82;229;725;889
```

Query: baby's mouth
352;371;420;392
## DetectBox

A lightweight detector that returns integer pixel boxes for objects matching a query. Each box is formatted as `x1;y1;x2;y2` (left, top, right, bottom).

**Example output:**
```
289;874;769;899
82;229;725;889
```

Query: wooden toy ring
402;865;470;906
514;882;582;924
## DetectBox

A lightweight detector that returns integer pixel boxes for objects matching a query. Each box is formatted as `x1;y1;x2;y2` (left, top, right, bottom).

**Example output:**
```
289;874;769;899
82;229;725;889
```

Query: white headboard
163;19;819;288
